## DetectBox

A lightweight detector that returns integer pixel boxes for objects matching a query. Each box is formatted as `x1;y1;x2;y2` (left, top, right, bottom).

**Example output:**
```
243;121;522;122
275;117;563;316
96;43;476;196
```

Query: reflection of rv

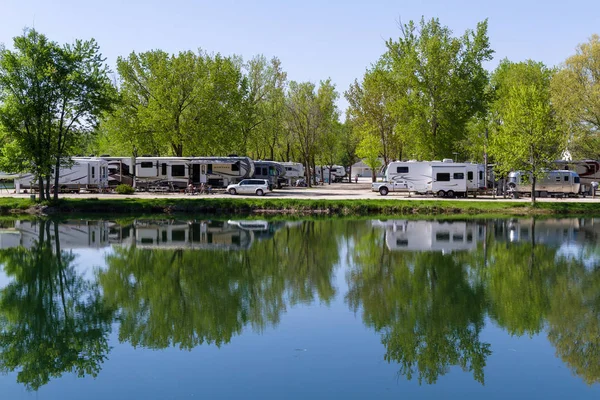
15;158;109;193
372;220;486;252
252;161;286;189
507;170;580;196
2;220;111;249
377;160;485;197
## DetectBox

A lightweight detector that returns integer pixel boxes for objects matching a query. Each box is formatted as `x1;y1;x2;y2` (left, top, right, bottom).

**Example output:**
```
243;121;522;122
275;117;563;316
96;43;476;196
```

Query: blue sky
1;0;599;112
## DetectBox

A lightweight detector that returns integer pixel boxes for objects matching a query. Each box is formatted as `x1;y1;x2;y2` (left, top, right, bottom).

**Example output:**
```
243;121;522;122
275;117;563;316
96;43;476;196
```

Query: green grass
3;197;599;217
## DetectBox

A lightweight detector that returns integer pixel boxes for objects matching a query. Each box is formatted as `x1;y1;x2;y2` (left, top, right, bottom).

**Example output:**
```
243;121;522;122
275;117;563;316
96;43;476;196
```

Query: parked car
226;179;271;196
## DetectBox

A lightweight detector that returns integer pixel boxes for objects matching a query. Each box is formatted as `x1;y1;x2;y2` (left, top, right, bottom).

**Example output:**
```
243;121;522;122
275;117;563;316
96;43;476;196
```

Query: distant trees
0;29;116;200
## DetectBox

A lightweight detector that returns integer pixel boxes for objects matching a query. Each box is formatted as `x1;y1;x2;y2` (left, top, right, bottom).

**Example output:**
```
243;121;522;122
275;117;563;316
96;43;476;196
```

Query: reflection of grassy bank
3;197;600;216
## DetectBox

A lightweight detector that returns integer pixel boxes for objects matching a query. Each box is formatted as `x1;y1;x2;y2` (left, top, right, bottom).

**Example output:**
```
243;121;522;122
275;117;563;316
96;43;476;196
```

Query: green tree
489;61;563;203
356;133;382;182
386;18;493;160
0;29;115;200
551;34;600;159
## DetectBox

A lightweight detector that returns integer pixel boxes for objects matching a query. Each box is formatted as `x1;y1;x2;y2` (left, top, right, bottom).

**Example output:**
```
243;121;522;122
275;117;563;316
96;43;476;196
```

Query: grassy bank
3;197;600;217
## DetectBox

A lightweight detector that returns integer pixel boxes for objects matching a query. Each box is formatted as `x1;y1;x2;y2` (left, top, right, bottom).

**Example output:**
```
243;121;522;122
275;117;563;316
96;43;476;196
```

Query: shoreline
2;196;600;217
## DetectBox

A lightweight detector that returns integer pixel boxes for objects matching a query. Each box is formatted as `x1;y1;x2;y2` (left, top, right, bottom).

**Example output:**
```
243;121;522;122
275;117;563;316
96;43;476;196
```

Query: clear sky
1;0;599;112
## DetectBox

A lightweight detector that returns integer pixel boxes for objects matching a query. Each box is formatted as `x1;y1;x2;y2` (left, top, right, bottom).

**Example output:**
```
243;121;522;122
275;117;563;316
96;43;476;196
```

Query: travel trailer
104;157;135;187
507;170;581;197
371;220;486;252
15;157;109;193
280;162;305;186
191;156;255;188
374;160;485;197
252;161;286;189
135;157;190;191
315;165;346;183
554;160;600;193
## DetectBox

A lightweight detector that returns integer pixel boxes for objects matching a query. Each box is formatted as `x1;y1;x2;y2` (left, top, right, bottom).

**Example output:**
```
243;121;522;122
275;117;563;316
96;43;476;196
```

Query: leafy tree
489;61;563;203
356;133;382;182
551;34;600;159
0;29;115;200
385;18;493;160
285;79;338;186
338;117;361;181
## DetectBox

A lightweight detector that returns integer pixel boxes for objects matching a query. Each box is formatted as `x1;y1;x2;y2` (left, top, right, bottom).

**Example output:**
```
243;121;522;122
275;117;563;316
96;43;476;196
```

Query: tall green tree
489;61;563;203
356;133;382;182
386;18;493;160
551;34;600;159
0;29;115;200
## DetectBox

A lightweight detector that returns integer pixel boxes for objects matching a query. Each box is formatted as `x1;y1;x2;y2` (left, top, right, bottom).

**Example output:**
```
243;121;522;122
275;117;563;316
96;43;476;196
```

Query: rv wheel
229;188;237;195
437;190;446;198
447;190;455;198
379;187;389;196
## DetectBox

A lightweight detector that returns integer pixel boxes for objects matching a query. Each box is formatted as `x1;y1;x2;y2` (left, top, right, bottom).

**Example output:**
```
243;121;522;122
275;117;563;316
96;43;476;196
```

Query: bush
115;184;135;195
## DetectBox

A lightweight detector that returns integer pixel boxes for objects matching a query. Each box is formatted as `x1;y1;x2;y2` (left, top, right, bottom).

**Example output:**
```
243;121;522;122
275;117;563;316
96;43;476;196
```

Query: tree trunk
348;165;353;183
305;159;311;188
38;176;45;201
371;169;376;183
45;175;51;200
53;158;61;200
531;175;537;204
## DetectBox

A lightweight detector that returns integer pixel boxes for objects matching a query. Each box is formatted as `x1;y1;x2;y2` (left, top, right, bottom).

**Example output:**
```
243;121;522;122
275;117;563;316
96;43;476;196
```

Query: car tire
447;190;455;198
256;189;264;196
229;188;237;195
437;190;446;197
379;187;389;196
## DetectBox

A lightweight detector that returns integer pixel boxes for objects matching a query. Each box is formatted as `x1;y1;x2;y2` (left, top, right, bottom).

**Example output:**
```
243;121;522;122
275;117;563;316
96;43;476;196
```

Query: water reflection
0;218;598;392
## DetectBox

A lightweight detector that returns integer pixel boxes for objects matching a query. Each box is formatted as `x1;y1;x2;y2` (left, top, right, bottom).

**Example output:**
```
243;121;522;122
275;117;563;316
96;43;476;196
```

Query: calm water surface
0;217;598;399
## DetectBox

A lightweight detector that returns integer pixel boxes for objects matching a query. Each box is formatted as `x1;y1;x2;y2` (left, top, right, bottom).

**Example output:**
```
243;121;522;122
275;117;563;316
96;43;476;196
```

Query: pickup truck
372;180;410;196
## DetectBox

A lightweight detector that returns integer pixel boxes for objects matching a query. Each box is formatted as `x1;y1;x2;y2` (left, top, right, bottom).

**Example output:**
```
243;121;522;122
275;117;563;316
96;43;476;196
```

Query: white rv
374;160;485;197
371;220;486;252
315;165;346;183
280;162;305;186
252;161;286;189
191;156;255;188
554;160;599;193
507;170;581;196
15;157;109;193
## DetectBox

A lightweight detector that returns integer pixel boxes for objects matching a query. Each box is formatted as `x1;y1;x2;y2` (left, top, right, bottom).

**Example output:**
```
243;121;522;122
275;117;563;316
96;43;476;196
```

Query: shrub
115;184;135;195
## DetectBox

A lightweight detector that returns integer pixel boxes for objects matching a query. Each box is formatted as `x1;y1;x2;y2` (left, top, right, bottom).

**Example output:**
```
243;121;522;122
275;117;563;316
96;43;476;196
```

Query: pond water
0;217;598;399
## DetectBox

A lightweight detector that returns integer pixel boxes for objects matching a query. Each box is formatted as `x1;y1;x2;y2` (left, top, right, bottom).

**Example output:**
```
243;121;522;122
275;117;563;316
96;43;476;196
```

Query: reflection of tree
546;257;600;385
99;221;338;349
346;227;490;385
0;220;113;391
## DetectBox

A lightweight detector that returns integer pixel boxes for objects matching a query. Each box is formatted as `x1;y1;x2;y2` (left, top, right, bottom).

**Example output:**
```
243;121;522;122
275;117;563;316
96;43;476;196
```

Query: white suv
227;179;271;196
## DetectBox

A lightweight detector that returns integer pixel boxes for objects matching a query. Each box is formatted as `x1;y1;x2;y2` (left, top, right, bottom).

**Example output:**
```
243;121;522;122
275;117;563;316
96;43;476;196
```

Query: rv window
161;163;167;175
436;173;451;182
435;232;450;242
91;166;95;178
453;173;464;180
172;165;185;177
269;167;276;176
556;176;561;182
574;176;580;183
262;167;268;176
563;175;569;182
232;162;240;172
467;171;473;180
396;166;409;173
396;239;408;247
479;171;484;180
141;162;153;168
452;234;464;242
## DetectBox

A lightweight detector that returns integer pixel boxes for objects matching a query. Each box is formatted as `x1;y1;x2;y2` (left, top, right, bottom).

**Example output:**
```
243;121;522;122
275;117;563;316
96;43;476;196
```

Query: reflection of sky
557;244;600;270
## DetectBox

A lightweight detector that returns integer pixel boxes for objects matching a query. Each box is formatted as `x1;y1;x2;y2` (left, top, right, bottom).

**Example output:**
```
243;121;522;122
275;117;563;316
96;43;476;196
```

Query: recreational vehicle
374;160;485;197
371;219;486;252
104;157;135;187
280;162;305;186
315;165;346;183
252;161;285;189
507;170;581;197
554;160;600;193
191;156;254;188
135;157;190;191
15;157;109;193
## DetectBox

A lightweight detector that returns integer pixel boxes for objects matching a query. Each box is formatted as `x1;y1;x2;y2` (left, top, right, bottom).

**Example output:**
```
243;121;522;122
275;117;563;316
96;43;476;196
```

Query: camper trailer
554;160;600;194
134;157;190;191
374;160;485;197
252;161;286;189
371;219;486;252
190;156;254;188
315;165;346;183
103;157;135;187
507;170;580;197
15;157;109;193
280;162;305;186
